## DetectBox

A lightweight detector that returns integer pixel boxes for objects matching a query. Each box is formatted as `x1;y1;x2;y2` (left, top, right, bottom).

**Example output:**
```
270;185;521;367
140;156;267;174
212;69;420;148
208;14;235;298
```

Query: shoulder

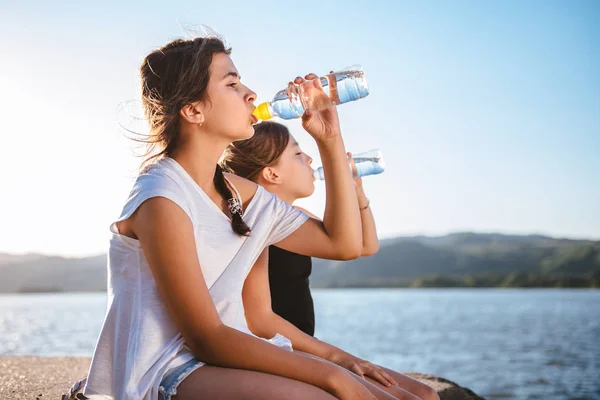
224;173;259;204
131;166;188;204
125;162;193;217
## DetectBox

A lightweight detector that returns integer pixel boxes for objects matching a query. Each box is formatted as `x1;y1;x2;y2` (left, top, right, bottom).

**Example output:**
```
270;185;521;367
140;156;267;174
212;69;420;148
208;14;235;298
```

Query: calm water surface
1;289;598;399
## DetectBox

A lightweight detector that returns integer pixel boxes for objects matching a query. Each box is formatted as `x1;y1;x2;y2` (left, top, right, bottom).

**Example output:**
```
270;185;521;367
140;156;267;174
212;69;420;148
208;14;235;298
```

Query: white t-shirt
83;157;309;400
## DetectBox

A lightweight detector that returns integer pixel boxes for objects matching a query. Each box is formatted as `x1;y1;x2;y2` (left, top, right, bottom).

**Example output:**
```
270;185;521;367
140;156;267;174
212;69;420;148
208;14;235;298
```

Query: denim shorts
158;358;204;400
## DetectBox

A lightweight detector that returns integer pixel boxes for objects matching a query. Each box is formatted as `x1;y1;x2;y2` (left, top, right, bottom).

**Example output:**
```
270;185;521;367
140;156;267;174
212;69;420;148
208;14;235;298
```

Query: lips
251;114;258;124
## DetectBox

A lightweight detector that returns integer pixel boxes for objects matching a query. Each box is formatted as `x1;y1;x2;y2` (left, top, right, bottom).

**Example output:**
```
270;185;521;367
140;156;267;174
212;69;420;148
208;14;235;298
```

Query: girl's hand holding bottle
293;74;342;143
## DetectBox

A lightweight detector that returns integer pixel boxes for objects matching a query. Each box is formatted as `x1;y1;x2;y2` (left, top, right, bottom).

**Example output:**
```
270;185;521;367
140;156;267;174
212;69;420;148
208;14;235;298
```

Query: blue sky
1;0;598;257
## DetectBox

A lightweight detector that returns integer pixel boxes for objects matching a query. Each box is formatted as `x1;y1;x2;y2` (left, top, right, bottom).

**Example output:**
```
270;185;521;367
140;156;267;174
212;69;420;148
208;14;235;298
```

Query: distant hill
310;233;600;288
1;233;599;293
0;254;107;293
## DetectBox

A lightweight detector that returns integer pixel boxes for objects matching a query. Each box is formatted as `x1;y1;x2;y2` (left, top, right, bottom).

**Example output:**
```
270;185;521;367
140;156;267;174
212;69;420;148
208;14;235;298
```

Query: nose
245;86;257;104
306;154;313;165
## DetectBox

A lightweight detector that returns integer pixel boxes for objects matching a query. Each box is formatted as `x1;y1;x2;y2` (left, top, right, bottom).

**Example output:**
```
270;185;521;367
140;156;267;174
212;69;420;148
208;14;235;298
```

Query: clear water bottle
252;65;369;120
313;149;385;180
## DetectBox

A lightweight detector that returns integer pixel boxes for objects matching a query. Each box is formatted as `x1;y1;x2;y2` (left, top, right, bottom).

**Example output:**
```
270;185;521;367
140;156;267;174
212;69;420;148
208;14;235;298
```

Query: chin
303;184;315;198
231;126;254;141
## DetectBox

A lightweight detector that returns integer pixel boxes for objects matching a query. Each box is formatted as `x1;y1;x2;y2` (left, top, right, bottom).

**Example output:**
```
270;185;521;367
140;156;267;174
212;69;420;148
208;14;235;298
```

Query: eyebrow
222;71;240;80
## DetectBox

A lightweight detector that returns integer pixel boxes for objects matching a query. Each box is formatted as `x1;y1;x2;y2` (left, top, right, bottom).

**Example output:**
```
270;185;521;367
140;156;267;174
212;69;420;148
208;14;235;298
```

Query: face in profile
271;137;315;200
201;53;258;141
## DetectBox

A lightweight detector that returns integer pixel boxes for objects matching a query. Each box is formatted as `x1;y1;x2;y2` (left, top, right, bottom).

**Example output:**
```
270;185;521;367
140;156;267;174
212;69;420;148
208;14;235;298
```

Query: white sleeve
265;191;310;246
114;172;193;226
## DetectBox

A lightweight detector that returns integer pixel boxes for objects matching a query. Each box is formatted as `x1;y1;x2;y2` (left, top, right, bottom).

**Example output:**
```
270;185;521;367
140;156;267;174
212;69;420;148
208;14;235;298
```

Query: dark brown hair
139;36;250;236
220;121;291;182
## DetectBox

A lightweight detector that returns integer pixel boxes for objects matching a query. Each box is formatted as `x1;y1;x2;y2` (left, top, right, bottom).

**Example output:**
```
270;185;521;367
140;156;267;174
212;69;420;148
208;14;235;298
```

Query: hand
292;74;341;142
326;368;378;400
330;351;397;387
347;152;364;187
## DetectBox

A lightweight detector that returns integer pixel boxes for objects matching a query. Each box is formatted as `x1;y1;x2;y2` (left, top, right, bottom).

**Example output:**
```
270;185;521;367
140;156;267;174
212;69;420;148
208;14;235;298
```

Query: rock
0;356;484;399
404;373;484;400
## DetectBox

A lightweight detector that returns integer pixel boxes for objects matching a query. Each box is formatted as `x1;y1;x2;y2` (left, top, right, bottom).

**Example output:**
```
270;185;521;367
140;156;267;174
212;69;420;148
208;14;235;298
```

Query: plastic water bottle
313;149;385;180
252;65;369;120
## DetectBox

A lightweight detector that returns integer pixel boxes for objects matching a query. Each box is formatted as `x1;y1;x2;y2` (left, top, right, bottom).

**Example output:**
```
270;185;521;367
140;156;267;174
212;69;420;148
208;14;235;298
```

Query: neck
277;192;297;205
170;130;230;194
260;183;298;205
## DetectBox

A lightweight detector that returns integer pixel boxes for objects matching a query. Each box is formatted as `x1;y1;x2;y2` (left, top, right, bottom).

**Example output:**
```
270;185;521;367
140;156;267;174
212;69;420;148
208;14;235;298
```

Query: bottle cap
252;102;272;121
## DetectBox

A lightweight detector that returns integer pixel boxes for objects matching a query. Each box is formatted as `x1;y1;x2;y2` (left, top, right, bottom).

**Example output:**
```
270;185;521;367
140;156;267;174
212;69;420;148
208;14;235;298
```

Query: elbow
336;243;362;260
361;243;379;257
245;311;275;339
185;323;227;360
327;236;362;260
341;250;362;260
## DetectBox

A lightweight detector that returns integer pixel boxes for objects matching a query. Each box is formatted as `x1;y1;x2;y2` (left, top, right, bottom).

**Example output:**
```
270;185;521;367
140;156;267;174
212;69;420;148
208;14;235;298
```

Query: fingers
347;152;359;179
349;363;365;378
361;362;397;387
371;369;397;387
377;368;398;386
369;370;397;387
367;370;392;387
294;73;318;84
326;69;340;103
347;152;355;165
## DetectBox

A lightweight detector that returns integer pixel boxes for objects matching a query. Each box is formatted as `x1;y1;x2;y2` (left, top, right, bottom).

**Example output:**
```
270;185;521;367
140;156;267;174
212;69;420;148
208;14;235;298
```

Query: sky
0;0;599;257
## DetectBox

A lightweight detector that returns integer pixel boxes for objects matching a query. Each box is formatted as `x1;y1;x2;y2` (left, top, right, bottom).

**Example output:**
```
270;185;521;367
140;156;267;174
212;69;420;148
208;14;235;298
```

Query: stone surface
0;356;484;400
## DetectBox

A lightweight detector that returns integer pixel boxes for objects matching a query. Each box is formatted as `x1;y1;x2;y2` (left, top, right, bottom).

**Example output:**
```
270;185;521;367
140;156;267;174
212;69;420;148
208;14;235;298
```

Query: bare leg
346;371;421;400
172;365;337;400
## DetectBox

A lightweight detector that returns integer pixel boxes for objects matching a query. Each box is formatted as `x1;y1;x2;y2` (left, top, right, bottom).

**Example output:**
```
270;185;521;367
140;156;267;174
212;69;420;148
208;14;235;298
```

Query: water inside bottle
319;66;369;105
270;66;369;120
313;149;385;180
354;158;385;178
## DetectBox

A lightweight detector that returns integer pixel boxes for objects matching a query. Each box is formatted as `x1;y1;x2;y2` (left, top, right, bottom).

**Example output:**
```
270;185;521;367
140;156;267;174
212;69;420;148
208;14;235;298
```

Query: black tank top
268;246;315;336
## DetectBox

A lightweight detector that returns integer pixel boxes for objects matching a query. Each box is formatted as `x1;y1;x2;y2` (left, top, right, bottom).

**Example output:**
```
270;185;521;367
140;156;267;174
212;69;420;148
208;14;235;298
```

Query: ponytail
213;164;251;236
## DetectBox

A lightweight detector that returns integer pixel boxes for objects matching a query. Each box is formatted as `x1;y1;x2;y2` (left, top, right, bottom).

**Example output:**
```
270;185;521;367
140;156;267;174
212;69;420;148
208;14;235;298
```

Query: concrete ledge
0;356;484;399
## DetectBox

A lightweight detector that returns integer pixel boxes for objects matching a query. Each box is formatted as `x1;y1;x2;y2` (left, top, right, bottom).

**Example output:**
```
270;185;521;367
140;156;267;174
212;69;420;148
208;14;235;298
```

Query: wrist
357;195;370;210
314;132;343;148
326;348;348;364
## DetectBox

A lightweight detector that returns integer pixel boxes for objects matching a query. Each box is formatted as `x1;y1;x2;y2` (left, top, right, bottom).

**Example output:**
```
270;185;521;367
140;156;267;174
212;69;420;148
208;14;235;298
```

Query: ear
260;166;281;185
179;101;205;126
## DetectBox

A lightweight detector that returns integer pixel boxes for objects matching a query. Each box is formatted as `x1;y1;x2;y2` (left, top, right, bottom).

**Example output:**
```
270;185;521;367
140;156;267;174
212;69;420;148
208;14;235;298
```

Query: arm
274;74;362;260
130;197;351;397
294;169;378;258
350;154;379;257
243;248;396;387
243;249;341;360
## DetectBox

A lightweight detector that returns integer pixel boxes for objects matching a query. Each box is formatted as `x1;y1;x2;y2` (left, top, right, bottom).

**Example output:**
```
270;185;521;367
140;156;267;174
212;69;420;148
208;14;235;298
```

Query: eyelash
228;82;238;88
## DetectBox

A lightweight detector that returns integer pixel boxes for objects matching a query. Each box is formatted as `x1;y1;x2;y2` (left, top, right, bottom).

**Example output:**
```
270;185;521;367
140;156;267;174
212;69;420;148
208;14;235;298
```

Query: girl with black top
221;121;439;400
266;145;378;337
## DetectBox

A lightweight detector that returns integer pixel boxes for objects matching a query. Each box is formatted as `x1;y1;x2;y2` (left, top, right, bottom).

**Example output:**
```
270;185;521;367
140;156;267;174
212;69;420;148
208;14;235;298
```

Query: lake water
1;289;599;399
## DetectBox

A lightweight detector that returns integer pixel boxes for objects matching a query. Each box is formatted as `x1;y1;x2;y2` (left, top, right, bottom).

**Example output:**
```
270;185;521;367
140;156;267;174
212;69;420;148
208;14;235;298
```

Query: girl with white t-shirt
81;35;422;400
